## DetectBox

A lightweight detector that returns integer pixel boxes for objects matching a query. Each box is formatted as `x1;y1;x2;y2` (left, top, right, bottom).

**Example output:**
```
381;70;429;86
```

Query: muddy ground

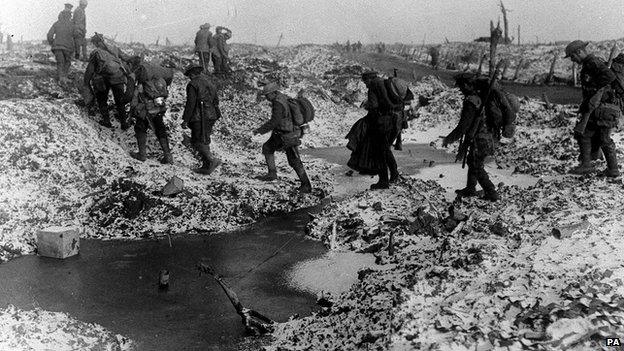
2;40;624;351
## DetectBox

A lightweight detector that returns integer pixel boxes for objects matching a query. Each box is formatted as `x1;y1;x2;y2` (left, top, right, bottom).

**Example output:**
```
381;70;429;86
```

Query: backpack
485;88;519;138
93;49;124;77
611;54;624;109
287;96;315;126
386;77;412;103
143;77;168;100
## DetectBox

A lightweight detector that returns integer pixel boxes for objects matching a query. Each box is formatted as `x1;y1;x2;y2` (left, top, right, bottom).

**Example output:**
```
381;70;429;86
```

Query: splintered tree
499;1;512;44
489;20;503;76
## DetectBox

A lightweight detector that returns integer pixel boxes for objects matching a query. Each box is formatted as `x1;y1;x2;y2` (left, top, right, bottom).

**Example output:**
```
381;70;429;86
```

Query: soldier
194;23;212;72
253;83;312;193
128;57;175;164
360;71;403;189
565;40;620;177
84;33;131;129
181;64;223;174
62;3;73;16
214;26;232;75
72;0;88;61
429;46;441;69
442;72;499;201
47;11;75;84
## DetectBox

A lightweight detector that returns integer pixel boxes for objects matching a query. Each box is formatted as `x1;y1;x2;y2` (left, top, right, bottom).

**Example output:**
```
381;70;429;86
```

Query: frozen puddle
286;251;375;296
415;163;542;201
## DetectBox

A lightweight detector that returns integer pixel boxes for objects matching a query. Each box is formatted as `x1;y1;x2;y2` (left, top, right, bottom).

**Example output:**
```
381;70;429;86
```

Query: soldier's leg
81;38;88;61
213;55;222;74
153;112;173;164
259;135;279;181
598;127;620;177
371;133;390;190
286;146;312;193
457;151;478;197
52;49;65;81
95;85;112;127
110;83;129;130
130;116;148;161
62;50;72;79
590;131;604;161
570;130;595;174
472;149;499;201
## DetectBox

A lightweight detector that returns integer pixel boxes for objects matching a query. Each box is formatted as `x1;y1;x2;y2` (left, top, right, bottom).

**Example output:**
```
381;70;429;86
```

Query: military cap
454;72;476;86
79;0;88;5
564;40;588;58
200;23;211;29
64;3;73;10
184;64;204;77
361;71;378;80
260;82;280;95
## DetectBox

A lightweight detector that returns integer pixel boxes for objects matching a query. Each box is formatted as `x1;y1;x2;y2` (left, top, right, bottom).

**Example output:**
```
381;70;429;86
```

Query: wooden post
517;25;520;45
477;51;487;75
276;33;283;47
512;58;524;81
607;42;618;68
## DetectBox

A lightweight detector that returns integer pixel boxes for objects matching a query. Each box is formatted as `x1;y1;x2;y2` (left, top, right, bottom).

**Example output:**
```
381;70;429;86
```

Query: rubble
0;305;134;351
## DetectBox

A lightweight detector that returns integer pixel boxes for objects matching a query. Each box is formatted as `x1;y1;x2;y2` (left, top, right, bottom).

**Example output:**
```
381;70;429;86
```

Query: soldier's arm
256;102;284;134
445;99;478;144
84;57;96;85
366;88;379;111
223;28;232;40
181;84;197;123
47;24;55;45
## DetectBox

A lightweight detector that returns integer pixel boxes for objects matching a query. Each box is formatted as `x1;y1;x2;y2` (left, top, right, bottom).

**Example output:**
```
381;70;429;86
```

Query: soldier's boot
258;154;278;181
455;172;478;197
591;148;604;161
192;143;221;175
370;168;390;190
570;139;595;174
293;163;312;194
598;148;620;178
130;133;147;161
158;137;174;164
388;152;400;183
98;109;113;128
478;173;499;202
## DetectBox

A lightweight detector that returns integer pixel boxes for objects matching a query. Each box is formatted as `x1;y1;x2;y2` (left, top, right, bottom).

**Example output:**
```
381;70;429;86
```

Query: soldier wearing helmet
565;40;620;177
253;82;312;193
442;72;499;201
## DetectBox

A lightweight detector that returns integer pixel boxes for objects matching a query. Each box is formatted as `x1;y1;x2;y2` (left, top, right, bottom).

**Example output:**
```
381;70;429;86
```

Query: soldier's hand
181;121;188;129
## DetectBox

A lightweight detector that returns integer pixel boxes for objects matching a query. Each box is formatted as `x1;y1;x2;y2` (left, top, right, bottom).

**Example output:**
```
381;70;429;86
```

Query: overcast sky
1;0;623;45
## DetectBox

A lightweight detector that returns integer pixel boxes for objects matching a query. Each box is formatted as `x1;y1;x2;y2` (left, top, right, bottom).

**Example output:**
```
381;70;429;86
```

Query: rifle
457;60;504;168
197;262;274;335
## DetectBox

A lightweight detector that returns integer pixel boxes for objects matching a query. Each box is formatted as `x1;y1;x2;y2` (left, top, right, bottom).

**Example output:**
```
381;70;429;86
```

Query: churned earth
2;39;624;350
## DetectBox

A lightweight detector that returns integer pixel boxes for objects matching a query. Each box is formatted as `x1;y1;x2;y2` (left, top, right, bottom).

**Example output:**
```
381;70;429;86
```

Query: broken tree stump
512;58;524;81
545;53;558;85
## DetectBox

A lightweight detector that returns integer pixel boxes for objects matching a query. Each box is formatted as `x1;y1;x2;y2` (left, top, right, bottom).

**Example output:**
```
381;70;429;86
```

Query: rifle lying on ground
197;262;275;335
456;60;505;168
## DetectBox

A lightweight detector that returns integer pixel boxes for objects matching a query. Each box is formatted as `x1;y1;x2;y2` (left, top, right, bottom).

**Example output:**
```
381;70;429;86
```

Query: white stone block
36;226;80;259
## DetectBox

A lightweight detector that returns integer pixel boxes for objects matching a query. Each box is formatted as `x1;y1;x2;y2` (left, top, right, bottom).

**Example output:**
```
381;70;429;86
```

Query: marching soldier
442;72;499;201
181;65;223;174
565;40;620;177
253;83;312;193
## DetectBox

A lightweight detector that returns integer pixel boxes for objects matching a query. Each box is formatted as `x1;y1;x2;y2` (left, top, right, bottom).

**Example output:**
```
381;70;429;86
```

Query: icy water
0;207;329;351
0;143;540;351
